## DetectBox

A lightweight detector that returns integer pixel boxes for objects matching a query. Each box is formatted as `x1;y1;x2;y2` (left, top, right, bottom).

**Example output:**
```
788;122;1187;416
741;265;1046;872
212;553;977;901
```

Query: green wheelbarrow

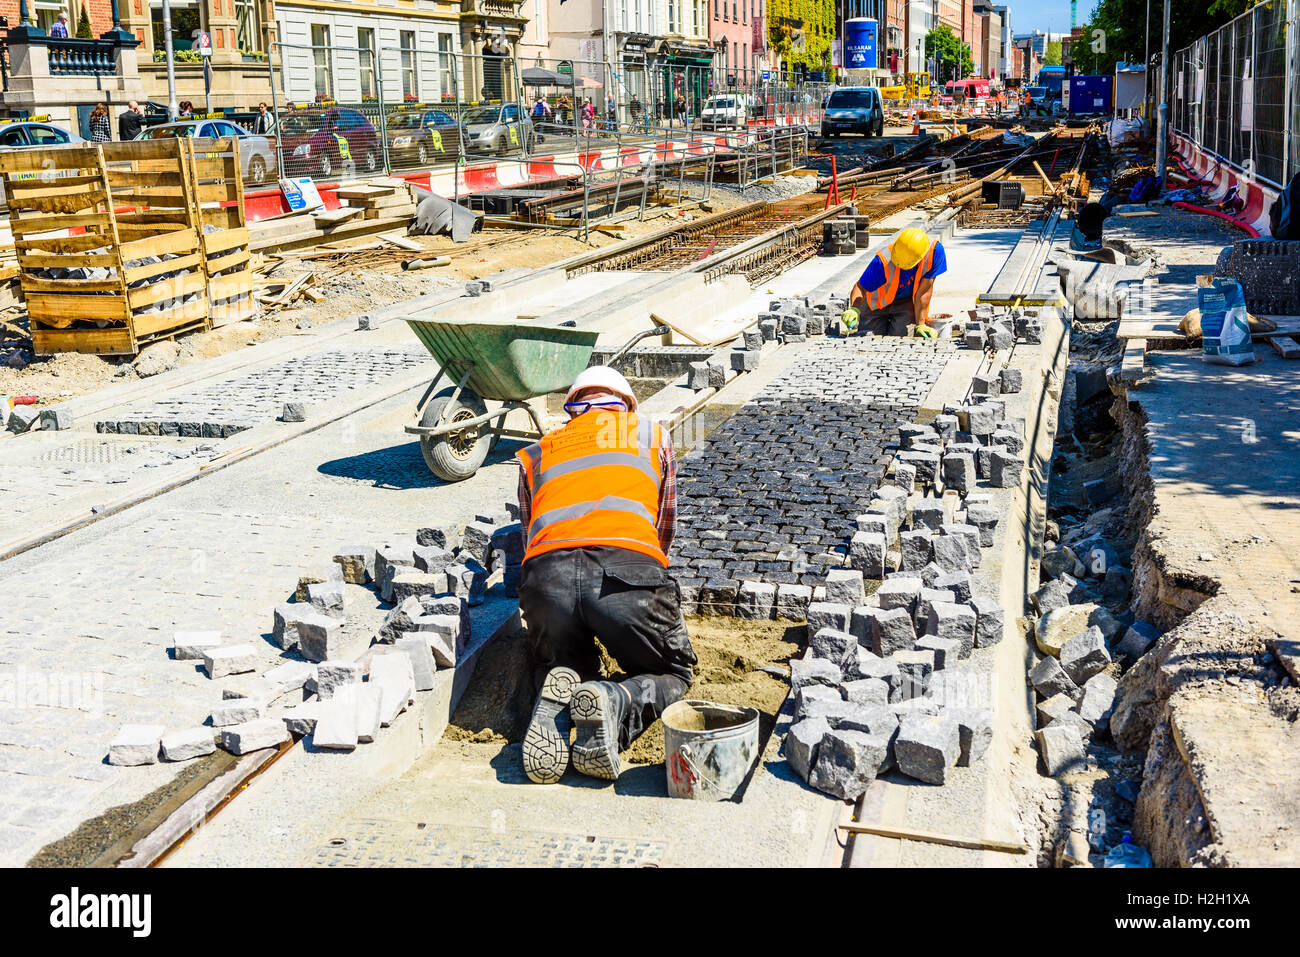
403;317;670;482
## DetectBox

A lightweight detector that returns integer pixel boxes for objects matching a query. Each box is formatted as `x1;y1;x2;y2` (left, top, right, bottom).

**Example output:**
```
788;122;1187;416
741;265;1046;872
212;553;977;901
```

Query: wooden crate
183;137;255;328
0;136;254;355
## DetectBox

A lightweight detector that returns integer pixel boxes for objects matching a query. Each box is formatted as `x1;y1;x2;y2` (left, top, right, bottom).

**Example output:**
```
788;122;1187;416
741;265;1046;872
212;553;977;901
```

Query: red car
277;107;382;179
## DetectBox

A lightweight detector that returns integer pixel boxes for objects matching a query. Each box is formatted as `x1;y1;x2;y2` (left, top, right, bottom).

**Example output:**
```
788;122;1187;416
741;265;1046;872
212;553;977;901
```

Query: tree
1080;0;1259;77
924;25;973;83
74;3;93;39
1044;40;1063;66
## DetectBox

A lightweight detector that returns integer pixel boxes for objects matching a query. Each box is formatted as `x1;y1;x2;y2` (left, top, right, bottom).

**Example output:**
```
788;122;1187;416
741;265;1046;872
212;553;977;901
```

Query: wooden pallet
0;137;254;354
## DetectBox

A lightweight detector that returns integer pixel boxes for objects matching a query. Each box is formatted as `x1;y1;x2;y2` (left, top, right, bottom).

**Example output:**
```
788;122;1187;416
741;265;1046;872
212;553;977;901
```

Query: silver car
0;120;86;203
135;119;276;184
460;103;535;155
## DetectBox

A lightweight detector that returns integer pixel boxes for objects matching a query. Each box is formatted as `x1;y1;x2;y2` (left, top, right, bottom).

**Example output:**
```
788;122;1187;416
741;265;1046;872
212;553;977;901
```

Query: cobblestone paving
0;437;217;506
669;338;954;605
97;348;431;437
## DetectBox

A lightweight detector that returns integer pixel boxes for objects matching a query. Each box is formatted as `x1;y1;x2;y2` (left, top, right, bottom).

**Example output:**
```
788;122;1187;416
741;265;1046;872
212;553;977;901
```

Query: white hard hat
566;365;637;412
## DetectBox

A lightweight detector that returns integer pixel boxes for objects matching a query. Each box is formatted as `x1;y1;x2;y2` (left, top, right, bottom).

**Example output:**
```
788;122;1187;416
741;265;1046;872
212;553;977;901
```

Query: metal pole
374;48;389;173
267;44;284;181
1155;0;1169;181
162;0;179;120
1144;0;1151;120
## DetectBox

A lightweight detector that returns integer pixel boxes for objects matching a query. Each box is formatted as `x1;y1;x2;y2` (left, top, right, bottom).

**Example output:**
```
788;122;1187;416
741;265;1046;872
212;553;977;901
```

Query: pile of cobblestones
107;509;524;765
777;312;1041;798
95;347;430;438
670;302;955;614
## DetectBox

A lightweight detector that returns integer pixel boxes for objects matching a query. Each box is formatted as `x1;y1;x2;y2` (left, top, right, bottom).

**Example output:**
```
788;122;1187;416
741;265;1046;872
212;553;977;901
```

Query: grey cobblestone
669;339;952;607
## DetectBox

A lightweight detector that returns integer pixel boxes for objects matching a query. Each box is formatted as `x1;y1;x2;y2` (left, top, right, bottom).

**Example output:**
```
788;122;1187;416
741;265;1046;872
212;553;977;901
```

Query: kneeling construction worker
842;226;947;336
517;366;696;784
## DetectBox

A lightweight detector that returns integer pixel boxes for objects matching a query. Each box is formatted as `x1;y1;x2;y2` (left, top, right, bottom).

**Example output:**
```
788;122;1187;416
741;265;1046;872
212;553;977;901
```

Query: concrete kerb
137;597;521;867
844;303;1069;866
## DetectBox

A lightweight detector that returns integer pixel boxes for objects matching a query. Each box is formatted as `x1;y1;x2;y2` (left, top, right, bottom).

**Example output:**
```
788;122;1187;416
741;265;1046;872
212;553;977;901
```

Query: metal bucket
662;699;760;801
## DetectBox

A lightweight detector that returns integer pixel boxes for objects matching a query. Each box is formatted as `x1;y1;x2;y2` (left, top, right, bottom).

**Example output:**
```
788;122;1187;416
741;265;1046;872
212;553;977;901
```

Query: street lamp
161;0;179;120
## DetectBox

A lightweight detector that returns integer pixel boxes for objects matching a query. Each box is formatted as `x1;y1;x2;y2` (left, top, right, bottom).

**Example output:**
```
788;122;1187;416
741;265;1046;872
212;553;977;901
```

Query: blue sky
1014;0;1102;34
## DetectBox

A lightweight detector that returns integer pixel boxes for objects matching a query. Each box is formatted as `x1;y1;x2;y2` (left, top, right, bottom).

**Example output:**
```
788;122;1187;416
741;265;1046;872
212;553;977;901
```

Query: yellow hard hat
891;227;931;270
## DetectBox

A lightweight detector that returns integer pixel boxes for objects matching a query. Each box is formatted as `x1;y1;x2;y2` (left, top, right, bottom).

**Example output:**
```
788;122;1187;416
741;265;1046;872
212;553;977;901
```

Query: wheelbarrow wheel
419;388;491;482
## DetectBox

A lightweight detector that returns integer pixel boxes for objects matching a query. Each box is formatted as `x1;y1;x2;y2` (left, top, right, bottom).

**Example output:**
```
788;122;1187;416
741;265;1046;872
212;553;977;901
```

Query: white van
698;94;748;130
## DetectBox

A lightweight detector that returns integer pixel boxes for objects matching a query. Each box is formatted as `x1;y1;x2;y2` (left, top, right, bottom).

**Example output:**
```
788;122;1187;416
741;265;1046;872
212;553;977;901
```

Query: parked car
820;86;884;138
697;94;748;130
277;107;382;179
135;119;276;184
460;103;534;155
385;108;465;167
0;121;85;203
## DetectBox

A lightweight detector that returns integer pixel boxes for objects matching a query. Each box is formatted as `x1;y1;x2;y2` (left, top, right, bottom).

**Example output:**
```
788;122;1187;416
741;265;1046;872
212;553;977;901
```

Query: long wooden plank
123;252;203;284
132;300;207;336
32;325;135;356
119;226;199;262
111;188;190;206
27;293;131;323
11;188;108;215
101;138;186;162
20;275;121;294
1268;335;1300;359
117;222;190;239
202;225;250;254
1120;338;1147;380
127;269;206;310
7;173;104;194
0;145;100;173
105;169;187;189
11;251;117;270
15;233;113;255
210;270;254;299
10;212;112;236
208;248;250;274
838;821;1029;855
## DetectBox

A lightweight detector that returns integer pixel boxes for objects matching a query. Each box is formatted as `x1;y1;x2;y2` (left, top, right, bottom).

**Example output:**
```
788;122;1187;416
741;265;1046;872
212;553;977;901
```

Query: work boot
522;666;580;785
569;680;630;781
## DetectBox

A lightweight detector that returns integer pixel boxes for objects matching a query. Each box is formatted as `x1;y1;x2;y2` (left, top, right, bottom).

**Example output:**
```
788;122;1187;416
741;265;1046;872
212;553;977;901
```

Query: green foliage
1080;0;1263;76
1044;40;1062;65
74;3;93;39
925;26;973;82
153;48;205;63
767;0;834;70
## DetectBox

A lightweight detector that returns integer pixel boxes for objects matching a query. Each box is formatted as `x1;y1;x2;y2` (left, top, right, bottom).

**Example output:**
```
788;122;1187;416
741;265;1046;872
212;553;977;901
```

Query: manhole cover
312;819;670;868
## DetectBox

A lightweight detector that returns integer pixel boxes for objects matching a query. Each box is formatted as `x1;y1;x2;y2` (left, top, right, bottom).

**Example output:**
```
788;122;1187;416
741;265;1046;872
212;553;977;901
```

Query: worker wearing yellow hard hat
841;226;947;337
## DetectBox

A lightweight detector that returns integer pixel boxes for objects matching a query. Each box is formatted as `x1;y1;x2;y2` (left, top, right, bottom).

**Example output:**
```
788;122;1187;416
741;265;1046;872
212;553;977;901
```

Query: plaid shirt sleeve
657;430;677;556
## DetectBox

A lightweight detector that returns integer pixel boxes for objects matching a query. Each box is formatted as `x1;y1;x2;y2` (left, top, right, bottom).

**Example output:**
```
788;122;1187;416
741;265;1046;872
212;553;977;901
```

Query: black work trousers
518;545;696;751
861;297;916;336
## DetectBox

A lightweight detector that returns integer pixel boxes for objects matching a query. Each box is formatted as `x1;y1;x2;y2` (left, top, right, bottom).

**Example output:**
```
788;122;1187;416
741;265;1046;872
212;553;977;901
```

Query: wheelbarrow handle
606;325;673;366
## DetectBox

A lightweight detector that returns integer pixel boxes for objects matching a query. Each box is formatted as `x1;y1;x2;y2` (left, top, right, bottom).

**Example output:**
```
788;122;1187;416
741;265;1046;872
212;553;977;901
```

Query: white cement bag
1198;278;1255;366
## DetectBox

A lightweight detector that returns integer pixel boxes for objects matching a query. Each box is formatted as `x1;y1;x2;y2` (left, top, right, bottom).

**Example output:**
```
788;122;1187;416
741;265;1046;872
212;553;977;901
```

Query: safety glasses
563;399;627;417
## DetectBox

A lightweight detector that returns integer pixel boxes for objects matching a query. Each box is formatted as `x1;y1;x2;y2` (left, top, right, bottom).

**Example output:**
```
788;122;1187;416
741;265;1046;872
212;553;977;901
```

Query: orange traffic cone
912;110;921;136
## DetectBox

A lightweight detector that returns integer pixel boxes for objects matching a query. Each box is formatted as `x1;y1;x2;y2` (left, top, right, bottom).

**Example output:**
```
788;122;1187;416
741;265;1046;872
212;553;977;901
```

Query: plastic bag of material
1103;834;1153;868
1198;277;1256;366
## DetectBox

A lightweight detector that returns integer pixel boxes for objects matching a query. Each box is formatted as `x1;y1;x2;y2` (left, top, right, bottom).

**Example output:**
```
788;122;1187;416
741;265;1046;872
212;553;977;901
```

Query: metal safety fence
1169;0;1298;189
244;44;824;208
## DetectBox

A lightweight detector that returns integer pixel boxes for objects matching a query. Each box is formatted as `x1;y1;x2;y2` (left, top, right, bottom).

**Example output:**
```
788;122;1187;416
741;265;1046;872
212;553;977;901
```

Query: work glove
914;324;937;339
840;307;859;335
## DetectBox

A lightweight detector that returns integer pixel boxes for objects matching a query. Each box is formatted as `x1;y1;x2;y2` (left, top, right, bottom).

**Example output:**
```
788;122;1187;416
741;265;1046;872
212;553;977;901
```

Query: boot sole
570;685;622;781
522;666;580;785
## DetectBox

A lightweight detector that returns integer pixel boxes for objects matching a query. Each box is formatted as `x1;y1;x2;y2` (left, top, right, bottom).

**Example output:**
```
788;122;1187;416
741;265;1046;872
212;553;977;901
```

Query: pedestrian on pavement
50;11;69;37
251;101;274;134
629;93;646;133
532;94;552;124
674;94;687;127
843;226;947;337
605;93;617;130
117;99;144;141
581;97;596;129
88;103;111;143
558;94;572;126
518;366;696;785
178;100;194;118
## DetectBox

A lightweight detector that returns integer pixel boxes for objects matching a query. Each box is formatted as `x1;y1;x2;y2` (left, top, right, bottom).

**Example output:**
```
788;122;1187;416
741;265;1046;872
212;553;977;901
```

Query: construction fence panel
1171;0;1295;189
522;58;619;148
269;41;388;183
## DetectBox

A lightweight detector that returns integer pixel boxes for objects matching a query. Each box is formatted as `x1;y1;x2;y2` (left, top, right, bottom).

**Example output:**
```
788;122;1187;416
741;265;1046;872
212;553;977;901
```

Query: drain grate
312;819;670;868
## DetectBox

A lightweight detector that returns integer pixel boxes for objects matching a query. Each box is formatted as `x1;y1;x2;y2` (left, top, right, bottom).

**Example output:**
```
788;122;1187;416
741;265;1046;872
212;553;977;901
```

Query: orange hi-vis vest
517;409;667;566
861;241;937;311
